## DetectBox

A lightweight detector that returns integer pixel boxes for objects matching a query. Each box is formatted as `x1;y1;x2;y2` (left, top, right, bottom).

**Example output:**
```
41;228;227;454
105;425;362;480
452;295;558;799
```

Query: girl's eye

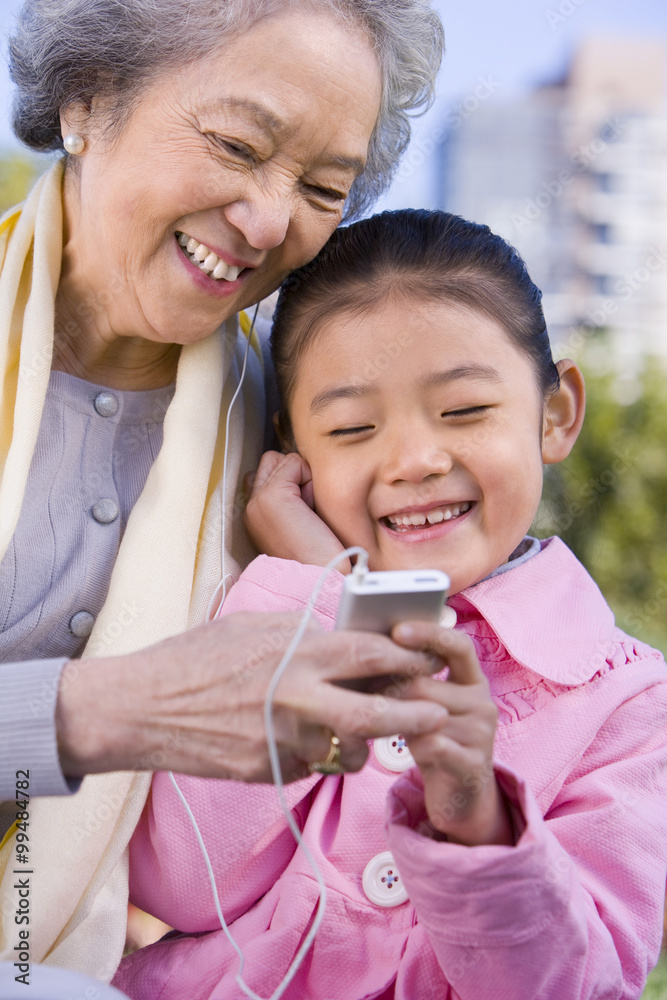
329;425;374;438
442;405;490;418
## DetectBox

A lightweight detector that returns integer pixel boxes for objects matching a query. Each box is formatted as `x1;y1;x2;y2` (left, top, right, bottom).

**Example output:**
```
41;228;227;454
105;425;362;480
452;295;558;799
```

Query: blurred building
437;38;667;378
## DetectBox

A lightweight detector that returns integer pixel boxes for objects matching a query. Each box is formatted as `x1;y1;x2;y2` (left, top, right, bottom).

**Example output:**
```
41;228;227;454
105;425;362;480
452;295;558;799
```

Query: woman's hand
55;612;448;783
391;622;515;847
244;451;351;573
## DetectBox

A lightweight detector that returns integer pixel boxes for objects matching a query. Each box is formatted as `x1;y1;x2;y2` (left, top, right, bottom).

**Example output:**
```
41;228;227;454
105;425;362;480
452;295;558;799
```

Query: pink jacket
114;538;667;1000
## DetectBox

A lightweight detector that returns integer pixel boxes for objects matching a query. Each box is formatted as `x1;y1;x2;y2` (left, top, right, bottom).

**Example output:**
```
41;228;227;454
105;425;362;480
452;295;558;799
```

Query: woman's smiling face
60;9;381;345
288;294;550;594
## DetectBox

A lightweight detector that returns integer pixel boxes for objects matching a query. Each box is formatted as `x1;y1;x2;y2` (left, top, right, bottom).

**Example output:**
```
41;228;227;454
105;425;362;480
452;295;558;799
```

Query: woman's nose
223;182;292;251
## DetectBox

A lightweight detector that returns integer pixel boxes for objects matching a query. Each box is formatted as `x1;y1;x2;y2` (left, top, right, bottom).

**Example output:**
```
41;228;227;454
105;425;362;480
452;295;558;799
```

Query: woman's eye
329;425;374;438
305;183;346;206
442;405;490;418
211;135;255;161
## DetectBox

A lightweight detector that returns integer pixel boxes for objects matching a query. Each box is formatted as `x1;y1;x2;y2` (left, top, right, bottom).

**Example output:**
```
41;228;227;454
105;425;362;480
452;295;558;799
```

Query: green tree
533;363;667;656
0;151;43;215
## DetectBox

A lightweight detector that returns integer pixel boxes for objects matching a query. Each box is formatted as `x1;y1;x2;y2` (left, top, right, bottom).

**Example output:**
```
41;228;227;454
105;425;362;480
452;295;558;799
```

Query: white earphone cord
205;301;260;623
171;301;370;999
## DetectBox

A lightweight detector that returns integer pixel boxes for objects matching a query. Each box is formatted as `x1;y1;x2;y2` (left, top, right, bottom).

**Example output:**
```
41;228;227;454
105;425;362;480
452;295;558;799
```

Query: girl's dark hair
270;209;560;439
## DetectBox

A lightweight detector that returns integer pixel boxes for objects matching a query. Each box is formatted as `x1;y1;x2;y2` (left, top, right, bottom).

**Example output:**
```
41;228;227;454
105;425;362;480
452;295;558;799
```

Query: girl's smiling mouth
381;500;474;533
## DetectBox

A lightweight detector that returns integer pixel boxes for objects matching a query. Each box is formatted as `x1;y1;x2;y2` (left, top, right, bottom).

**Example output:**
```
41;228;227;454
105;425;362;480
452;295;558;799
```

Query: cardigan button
374;734;414;772
92;498;119;524
93;391;118;417
362;851;408;908
69;610;95;638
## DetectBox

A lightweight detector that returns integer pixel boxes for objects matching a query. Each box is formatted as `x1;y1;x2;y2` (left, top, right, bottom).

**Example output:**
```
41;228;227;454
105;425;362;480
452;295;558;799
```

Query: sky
0;0;665;208
381;0;667;209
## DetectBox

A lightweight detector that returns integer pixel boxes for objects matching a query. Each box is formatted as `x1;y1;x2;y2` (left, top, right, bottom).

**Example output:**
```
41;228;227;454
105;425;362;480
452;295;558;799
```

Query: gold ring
308;734;344;775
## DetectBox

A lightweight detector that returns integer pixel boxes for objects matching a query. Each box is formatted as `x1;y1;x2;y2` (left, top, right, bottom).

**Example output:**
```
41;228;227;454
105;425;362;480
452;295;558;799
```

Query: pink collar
451;537;615;685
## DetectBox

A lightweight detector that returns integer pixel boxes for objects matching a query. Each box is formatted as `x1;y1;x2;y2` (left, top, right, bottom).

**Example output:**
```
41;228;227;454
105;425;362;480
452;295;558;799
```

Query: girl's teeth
176;232;244;282
387;501;472;529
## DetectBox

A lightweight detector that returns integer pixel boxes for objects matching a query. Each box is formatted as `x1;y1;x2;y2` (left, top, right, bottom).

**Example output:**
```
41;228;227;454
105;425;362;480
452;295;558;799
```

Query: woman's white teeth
176;232;242;282
386;501;472;529
214;260;240;281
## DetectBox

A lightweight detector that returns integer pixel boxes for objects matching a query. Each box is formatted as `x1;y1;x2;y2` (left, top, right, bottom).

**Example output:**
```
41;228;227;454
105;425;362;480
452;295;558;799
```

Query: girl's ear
541;359;586;465
273;411;297;455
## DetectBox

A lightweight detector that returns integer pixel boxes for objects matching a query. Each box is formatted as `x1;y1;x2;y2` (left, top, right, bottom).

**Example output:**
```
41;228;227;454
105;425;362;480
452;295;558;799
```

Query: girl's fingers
408;729;478;774
408;703;495;748
249;451;311;497
392;621;486;686
389;675;482;715
248;450;286;496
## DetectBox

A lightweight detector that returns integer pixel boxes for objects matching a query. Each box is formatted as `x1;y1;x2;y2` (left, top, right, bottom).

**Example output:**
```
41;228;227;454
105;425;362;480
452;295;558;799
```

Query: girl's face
288;295;550;594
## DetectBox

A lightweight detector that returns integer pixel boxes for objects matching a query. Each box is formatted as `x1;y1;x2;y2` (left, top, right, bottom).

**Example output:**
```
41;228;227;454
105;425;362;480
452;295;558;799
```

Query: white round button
93;391;118;417
440;604;457;628
374;734;414;772
92;498;119;524
362;851;408;908
69;610;95;638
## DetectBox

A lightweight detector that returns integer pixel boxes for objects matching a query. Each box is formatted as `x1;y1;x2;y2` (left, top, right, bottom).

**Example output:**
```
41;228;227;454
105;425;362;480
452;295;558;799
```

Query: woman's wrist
55;652;151;776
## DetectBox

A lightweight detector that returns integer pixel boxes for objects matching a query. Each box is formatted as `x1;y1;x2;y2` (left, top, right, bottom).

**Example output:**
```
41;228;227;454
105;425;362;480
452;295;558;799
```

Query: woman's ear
59;102;91;144
272;411;297;455
541;359;586;465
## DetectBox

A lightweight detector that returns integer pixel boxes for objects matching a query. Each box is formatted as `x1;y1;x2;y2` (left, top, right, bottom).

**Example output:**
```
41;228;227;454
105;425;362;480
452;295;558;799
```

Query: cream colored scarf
0;162;266;979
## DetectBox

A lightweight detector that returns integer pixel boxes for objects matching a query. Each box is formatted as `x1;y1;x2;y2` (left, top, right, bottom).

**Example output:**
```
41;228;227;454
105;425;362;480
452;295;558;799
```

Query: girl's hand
244;451;351;573
391;622;515;847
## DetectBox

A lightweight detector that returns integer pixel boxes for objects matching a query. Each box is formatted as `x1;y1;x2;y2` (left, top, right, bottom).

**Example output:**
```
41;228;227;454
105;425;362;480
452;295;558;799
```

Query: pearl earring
63;134;85;155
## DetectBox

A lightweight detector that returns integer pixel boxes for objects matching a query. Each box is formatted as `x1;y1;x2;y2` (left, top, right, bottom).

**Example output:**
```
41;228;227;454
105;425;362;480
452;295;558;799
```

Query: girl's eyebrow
310;382;374;413
310;365;503;414
419;365;502;388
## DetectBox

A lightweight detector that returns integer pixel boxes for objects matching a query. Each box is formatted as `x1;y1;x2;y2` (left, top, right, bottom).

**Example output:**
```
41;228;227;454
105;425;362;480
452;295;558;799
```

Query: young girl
114;211;667;1000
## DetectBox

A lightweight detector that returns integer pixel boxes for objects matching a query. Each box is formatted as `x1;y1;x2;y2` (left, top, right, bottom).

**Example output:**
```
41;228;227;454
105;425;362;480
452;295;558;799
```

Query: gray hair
8;0;444;218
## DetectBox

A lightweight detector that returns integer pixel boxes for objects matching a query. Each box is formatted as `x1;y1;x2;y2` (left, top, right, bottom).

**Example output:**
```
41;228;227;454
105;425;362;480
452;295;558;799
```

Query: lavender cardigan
0;371;174;813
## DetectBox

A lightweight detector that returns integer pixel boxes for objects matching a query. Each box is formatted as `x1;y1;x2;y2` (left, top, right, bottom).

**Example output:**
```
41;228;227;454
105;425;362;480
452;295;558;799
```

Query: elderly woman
0;0;444;989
